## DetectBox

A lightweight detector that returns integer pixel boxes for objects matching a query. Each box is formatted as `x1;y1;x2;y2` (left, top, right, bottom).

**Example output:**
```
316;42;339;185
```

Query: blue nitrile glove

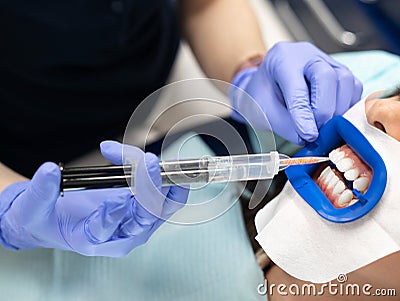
230;41;363;145
0;141;188;257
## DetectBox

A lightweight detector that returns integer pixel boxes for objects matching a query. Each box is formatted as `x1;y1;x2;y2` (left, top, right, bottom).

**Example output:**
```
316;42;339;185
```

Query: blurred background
72;0;400;164
162;0;400;140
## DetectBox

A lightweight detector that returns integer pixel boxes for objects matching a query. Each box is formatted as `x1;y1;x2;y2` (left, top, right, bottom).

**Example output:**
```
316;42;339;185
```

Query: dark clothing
0;0;180;176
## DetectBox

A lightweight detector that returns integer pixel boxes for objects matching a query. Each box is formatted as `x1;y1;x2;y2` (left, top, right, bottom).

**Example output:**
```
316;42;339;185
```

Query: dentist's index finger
274;64;318;142
304;60;337;128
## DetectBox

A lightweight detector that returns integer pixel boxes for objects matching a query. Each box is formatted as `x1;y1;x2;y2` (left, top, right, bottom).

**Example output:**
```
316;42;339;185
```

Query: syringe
60;152;329;194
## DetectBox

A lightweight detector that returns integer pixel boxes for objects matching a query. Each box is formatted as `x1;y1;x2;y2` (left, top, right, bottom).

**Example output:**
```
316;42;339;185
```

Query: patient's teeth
338;189;353;205
325;169;335;182
328;149;338;160
353;177;369;192
344;169;360;181
319;166;331;181
329;149;345;163
333;181;345;195
328;175;339;189
349;199;359;206
336;158;353;172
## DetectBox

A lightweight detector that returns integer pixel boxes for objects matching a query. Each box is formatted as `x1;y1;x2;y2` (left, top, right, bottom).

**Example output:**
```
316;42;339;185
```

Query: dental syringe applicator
60;152;329;194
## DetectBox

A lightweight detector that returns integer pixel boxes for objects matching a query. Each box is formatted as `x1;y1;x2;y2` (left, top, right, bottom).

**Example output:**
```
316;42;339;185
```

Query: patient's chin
312;144;372;208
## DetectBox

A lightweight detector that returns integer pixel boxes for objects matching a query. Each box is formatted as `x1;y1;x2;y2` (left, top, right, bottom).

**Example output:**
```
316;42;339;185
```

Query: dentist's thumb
18;162;61;224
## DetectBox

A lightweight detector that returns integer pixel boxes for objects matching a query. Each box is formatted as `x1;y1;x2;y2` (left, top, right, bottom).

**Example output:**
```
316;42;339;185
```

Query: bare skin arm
0;163;27;193
179;0;267;82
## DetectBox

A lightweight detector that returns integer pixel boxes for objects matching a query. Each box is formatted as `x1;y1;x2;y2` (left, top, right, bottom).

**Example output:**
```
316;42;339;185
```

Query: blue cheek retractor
285;116;387;223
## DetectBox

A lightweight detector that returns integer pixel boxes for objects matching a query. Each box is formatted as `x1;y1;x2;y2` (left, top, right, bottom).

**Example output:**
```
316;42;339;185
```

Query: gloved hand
230;41;363;145
0;141;188;257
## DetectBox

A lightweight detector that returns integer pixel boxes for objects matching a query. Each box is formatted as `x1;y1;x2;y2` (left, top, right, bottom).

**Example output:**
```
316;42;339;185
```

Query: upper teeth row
328;149;369;192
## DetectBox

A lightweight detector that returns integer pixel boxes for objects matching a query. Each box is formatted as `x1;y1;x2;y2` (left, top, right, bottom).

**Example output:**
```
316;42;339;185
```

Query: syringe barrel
130;151;280;189
206;151;280;182
60;152;326;194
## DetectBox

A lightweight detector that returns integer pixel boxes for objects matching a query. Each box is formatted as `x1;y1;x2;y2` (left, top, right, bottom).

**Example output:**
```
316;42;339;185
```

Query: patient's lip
314;145;372;208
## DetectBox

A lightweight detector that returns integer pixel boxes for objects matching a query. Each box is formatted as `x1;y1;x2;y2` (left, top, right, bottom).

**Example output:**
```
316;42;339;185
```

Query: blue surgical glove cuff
230;67;258;122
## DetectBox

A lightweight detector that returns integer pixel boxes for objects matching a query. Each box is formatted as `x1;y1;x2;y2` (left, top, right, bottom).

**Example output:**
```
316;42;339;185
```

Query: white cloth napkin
255;98;400;283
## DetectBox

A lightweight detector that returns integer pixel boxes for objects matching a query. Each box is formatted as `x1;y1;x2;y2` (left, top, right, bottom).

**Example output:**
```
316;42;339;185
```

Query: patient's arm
265;251;400;301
